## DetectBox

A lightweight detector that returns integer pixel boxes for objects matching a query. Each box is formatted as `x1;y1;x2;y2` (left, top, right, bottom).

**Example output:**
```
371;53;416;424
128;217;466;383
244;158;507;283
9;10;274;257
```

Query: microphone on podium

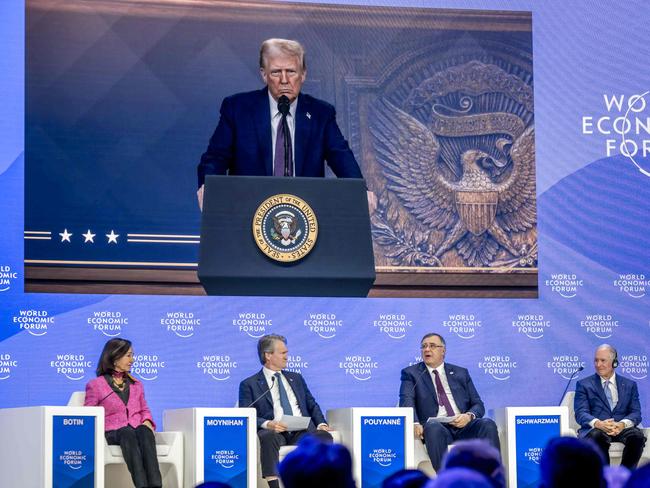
558;366;584;406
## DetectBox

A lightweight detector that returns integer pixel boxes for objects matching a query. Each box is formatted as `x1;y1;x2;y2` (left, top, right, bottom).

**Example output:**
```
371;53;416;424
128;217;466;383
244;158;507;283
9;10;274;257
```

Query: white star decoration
82;230;96;243
59;229;72;242
106;230;120;244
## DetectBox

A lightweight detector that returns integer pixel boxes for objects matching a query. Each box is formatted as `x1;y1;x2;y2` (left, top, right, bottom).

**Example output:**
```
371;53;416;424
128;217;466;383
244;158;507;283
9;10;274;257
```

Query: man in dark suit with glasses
399;332;501;472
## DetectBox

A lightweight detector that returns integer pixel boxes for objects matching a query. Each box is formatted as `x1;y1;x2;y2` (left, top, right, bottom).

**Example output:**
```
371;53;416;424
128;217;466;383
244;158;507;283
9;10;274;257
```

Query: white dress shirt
268;91;297;174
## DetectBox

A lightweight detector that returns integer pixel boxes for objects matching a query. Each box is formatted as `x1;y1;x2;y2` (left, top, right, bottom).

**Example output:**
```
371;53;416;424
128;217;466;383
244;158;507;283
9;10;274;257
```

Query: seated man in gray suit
574;344;645;468
239;334;332;488
399;332;500;472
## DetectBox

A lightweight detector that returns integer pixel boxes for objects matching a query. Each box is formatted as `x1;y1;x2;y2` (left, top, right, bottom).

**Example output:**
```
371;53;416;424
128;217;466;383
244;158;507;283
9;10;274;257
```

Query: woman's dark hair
96;338;132;376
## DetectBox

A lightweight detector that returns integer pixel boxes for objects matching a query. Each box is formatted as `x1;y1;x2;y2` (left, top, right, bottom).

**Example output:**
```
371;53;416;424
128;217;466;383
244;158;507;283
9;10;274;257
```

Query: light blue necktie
274;372;293;415
603;380;615;410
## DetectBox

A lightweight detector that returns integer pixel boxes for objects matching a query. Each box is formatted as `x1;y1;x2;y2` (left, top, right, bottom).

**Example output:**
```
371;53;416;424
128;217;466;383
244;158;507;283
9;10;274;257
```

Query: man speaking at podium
574;344;646;469
197;38;365;209
399;333;500;472
239;334;332;488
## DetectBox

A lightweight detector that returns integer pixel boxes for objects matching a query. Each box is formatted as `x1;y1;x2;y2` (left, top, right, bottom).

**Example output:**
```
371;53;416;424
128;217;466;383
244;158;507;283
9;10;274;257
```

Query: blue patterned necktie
274;372;293;415
604;380;615;410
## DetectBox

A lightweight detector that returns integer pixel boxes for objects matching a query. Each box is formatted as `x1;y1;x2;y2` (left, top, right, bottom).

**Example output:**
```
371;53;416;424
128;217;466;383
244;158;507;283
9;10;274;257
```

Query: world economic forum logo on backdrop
613;273;648;298
478;355;517;381
512;313;551;340
197;354;238;381
0;265;18;292
304;312;342;339
546;355;586;380
50;354;92;381
582;92;650;178
620;354;649;380
286;355;309;375
339;355;379;381
544;273;584;298
131;354;166;381
232;312;272;338
252;194;318;262
0;354;18;380
11;309;54;336
443;314;481;339
580;313;620;339
86;311;128;337
161;311;201;338
373;314;413;339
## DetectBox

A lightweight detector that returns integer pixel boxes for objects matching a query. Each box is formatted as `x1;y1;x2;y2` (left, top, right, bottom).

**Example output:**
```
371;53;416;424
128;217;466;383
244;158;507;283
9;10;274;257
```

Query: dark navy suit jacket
574;373;642;436
399;362;486;424
198;88;363;186
239;369;327;430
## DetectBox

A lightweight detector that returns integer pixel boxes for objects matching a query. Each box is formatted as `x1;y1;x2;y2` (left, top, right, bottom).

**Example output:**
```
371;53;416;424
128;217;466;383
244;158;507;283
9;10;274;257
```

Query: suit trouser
106;425;162;488
258;428;333;477
585;427;646;469
423;418;501;472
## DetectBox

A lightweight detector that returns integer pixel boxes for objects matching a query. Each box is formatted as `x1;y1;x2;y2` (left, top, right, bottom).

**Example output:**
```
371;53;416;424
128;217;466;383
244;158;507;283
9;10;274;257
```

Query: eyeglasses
420;343;444;350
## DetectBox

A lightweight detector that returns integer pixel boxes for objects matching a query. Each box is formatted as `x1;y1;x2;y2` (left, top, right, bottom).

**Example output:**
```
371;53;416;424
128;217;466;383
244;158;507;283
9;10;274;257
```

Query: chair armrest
154;431;182;446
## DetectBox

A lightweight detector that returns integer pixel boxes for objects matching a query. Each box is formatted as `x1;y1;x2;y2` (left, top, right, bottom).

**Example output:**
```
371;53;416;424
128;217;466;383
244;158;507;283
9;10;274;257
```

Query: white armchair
414;437;436;476
561;391;650;466
67;391;184;487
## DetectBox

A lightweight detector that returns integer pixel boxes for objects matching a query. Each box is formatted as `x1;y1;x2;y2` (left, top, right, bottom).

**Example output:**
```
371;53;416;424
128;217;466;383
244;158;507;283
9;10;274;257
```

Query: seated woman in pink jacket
84;338;161;488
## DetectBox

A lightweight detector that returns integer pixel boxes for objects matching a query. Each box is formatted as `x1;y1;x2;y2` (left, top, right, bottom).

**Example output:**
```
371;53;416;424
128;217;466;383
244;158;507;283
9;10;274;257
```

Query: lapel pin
306;112;311;119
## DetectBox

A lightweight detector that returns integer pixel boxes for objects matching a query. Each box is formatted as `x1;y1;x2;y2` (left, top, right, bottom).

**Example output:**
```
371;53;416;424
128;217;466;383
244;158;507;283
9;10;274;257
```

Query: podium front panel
202;416;250;488
51;414;98;488
496;406;569;488
0;406;104;488
328;407;414;488
360;415;407;488
164;407;256;488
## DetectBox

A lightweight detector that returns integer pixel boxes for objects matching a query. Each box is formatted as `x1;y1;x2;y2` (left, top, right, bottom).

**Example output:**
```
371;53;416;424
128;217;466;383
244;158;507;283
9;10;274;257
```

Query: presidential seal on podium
252;194;318;262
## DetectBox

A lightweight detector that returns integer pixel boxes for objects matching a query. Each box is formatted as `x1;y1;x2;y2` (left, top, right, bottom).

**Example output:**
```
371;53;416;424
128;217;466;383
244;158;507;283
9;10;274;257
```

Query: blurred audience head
382;468;429;488
441;439;504;488
624;463;650;488
604;465;630;488
424;467;492;488
279;435;355;488
539;437;605;488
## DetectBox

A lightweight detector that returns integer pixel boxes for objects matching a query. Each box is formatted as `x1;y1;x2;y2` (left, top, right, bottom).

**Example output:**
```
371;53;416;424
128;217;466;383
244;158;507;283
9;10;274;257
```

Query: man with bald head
197;38;364;208
574;344;646;468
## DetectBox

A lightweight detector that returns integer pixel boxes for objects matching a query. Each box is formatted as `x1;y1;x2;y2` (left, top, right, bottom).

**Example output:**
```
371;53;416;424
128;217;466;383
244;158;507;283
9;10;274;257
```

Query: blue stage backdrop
2;0;649;433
